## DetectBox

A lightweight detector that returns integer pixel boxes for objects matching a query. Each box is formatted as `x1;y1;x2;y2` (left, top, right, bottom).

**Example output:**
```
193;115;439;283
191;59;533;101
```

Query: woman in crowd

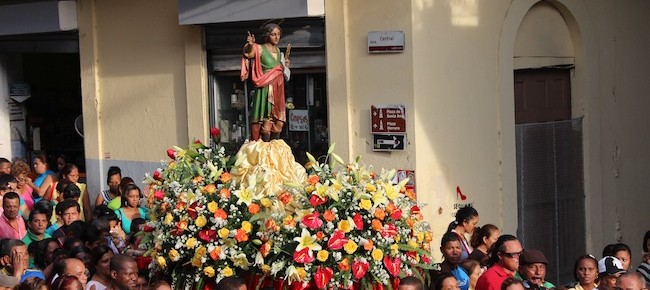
52;275;84;290
0;174;29;218
107;177;134;211
51;164;92;221
468;224;500;267
434;273;461;290
35;238;60;272
115;184;148;235
11;159;35;210
612;243;632;271
95;166;121;207
567;255;599;290
638;231;650;284
29;152;58;203
87;245;113;290
501;277;524;290
460;260;481;290
447;206;479;261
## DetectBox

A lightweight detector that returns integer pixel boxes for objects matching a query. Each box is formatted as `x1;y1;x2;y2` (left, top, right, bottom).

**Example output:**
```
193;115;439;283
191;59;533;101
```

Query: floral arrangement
142;129;279;289
261;147;435;290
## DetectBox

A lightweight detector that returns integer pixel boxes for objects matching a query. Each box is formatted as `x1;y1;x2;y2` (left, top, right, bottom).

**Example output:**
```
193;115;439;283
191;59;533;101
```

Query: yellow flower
365;183;377;192
223;266;234;277
408;239;419;249
260;198;272;207
261;264;271;273
203;266;215;277
195;215;207;228
241;221;252;233
191;257;202;267
218;228;230;239
168;249;180;262
359;199;372;211
156;256;167;268
306;185;315;193
207;201;218;213
185;237;197;249
164;213;173;225
297;267;308;280
195;246;207;257
416;232;425;243
344;240;358;254
337;220;352;233
390;244;399;254
317;250;329;262
371;249;384;261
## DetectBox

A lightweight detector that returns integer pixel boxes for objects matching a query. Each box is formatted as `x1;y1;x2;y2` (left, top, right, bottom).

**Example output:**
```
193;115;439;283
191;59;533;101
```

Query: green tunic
250;45;282;123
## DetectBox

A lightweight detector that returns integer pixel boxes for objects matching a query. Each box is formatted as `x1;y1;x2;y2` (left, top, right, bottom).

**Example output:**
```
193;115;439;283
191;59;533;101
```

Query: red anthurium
352;260;370;280
187;202;198;219
301;211;323;230
309;194;328;207
327;230;348;250
166;149;176;159
314;266;333;289
154;190;164;200
390;209;403;220
198;229;217;242
383;255;402;277
406;251;418;261
373;283;384;290
410;205;420;215
381;223;398;238
293;247;315;264
153;171;162;181
352;213;364;230
421;255;432;264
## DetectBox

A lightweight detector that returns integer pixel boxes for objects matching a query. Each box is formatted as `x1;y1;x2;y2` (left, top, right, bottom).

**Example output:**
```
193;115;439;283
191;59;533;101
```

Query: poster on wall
394;169;416;195
289;110;309;131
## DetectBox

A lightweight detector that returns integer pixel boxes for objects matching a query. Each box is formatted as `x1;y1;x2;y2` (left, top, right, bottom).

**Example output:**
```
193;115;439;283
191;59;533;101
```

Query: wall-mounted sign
9;83;31;103
368;31;404;53
373;134;405;151
289;109;309;131
371;105;406;134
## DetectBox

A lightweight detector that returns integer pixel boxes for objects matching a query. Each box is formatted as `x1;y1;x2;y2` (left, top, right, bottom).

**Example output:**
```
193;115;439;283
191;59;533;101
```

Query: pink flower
352;260;369;280
327;230;348;250
166;149;176;159
353;213;364;230
390;209;403;220
154;190;164;200
301;211;323;230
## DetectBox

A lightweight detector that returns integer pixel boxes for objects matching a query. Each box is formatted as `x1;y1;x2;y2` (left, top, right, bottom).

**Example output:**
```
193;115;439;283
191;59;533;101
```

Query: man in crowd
432;232;470;290
0;193;26;240
46;200;81;242
215;276;247;290
599;256;626;290
61;258;89;288
0;239;28;288
616;272;647;290
21;209;51;247
399;276;424;290
476;234;523;290
516;249;555;289
0;159;11;175
107;254;138;290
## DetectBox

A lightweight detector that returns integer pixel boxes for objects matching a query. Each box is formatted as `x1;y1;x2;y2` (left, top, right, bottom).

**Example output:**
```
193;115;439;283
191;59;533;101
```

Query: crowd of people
0;154;648;290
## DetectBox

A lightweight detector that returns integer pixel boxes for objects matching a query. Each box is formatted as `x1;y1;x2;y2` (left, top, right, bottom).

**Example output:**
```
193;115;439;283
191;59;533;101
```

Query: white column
0;55;13;159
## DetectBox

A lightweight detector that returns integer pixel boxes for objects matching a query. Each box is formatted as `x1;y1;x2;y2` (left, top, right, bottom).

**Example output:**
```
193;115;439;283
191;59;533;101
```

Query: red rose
166;149;176;159
152;171;162;181
352;260;369;280
327;230;348;250
314;266;333;289
154;190;164;200
352;213;364;230
301;211;323;230
390;209;403;220
210;127;220;137
309;194;328;207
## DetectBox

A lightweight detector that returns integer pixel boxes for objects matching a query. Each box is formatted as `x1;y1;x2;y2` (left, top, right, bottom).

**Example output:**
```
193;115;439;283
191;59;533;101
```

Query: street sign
371;105;406;133
373;134;405;151
368;31;405;53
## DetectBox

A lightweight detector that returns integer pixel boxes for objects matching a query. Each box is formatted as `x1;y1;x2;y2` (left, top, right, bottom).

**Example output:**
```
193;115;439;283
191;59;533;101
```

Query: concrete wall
77;0;207;200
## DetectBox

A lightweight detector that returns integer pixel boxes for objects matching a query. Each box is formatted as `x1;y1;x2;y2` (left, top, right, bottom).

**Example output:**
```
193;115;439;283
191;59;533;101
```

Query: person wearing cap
599;256;626;290
515;249;555;289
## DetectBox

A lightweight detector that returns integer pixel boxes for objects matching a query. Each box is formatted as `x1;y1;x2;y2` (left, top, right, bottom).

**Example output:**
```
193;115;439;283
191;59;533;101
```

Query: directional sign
373;134;405;151
371;105;406;134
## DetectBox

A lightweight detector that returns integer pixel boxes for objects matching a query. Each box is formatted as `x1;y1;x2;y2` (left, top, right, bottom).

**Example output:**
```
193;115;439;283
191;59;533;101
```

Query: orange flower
203;183;216;194
316;231;325;241
248;203;261;214
220;188;231;199
386;203;397;214
234;229;248;242
176;220;188;231
338;257;350;271
364;240;374;251
175;201;186;210
278;192;292;205
214;208;228;220
370;172;376;179
406;218;415;228
193;176;204;184
307;175;320;185
209;247;221;260
284;216;296;228
406;189;416;200
220;172;232;183
371;219;383;232
323;210;336;222
374;208;386;220
265;219;278;231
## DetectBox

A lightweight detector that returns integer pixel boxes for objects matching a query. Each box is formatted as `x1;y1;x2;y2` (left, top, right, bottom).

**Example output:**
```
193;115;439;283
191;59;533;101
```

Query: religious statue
240;22;291;141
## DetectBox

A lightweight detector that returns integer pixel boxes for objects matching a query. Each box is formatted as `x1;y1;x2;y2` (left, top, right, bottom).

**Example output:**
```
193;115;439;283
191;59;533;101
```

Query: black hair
110;254;136;272
0;174;16;191
488;234;519;267
62;183;81;200
106;166;122;185
65;221;87;240
0;239;25;257
2;191;19;204
121;184;142;207
602;244;616;257
130;218;146;236
441;232;461;249
61;163;78;177
56;179;72;195
501;277;524;290
35;238;59;269
644;231;650;253
0;158;10;165
93;204;113;220
81;225;102;247
55;200;80;216
119;177;135;195
216;276;247;290
91;245;113;268
33;199;54;221
471;224;500;249
91;218;111;234
573;254;598;282
63;237;83;251
17;277;48;290
433;273;456;290
28;208;48;222
447;206;479;233
399;276;424;290
612;243;632;258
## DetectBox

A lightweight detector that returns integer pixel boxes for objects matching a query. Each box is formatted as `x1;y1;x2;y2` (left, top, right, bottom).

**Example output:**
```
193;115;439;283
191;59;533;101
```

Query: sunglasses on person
500;250;524;258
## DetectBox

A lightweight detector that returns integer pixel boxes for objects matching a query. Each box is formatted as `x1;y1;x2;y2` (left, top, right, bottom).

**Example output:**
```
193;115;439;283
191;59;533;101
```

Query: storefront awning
0;1;77;36
178;0;325;25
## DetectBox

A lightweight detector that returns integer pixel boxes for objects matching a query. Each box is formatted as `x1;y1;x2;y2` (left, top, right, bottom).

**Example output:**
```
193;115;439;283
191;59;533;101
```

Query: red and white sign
371;105;406;134
289;110;309;131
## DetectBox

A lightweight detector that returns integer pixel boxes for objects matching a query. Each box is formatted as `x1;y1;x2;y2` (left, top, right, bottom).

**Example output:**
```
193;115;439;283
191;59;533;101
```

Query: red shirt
0;214;26;240
476;263;513;290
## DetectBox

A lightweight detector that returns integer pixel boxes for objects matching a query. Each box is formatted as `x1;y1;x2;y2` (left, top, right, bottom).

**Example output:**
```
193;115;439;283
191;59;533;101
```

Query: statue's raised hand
247;31;256;45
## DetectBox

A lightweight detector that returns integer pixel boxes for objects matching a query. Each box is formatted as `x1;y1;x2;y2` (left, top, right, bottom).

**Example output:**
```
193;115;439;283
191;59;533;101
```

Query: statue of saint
240;23;291;141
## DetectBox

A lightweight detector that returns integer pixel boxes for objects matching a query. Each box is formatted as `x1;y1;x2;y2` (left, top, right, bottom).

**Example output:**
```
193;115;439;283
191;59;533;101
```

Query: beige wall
78;0;207;198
